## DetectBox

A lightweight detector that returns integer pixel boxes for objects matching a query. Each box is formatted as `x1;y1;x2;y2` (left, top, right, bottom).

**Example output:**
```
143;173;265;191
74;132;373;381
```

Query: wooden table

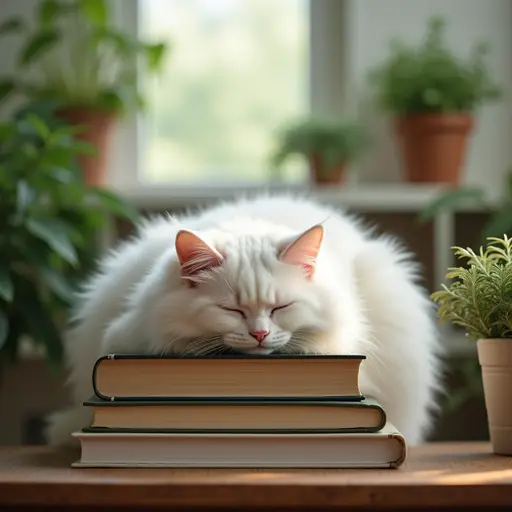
1;442;512;511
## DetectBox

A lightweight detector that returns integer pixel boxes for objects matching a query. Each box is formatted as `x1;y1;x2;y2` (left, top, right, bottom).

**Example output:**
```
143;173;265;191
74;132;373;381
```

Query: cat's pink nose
249;330;270;343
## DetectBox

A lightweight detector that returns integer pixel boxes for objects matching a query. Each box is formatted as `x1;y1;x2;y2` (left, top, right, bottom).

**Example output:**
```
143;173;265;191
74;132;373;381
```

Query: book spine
92;355;117;401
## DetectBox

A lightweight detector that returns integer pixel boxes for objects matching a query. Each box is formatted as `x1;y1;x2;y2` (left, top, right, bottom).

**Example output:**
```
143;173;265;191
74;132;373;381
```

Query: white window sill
114;182;484;213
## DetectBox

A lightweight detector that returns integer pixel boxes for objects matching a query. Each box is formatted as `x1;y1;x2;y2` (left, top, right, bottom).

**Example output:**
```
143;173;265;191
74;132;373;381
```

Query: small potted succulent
368;16;501;184
431;235;512;455
0;0;168;186
269;117;370;185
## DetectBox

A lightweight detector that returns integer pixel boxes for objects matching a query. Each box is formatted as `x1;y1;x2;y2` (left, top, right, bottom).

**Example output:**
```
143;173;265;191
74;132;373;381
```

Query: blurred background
0;0;511;445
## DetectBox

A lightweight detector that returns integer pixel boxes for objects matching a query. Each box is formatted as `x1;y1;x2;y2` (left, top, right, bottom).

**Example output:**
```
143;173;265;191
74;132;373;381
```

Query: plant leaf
40;265;75;302
49;166;75;183
15;180;33;223
0;309;9;350
0;79;15;105
145;43;167;72
71;140;96;155
21;283;63;367
86;188;140;223
79;0;108;25
25;113;50;139
418;187;487;223
26;218;78;266
97;89;125;112
0;17;24;37
20;29;59;66
0;265;13;303
37;0;61;26
481;203;512;241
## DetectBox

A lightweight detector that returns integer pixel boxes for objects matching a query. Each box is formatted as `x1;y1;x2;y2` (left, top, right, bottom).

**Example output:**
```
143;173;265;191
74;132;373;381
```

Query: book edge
97;353;367;361
83;396;377;407
81;426;385;434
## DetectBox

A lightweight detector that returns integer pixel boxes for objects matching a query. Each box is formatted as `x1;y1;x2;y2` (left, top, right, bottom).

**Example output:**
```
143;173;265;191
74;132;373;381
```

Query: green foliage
0;108;139;370
0;0;169;114
419;169;512;243
269;118;370;178
431;235;512;340
442;358;484;414
368;16;502;114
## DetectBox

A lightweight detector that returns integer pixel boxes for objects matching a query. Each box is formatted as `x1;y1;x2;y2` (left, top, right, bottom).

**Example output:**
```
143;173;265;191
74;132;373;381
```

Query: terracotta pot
477;338;512;455
394;113;474;184
308;153;346;185
56;107;116;186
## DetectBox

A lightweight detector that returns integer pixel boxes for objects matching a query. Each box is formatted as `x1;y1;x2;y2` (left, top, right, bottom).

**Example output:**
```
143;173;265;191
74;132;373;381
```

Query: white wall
347;0;512;196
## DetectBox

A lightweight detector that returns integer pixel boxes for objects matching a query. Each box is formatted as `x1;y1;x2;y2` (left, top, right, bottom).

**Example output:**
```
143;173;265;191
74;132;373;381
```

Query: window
138;0;309;185
111;0;346;192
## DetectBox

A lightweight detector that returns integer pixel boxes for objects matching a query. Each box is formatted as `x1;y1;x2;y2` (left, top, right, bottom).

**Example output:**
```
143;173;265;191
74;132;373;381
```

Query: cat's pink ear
175;229;223;281
279;224;324;279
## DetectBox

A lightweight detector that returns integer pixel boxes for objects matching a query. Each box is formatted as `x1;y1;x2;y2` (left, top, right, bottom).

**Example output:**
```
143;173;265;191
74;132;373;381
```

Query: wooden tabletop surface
1;442;512;510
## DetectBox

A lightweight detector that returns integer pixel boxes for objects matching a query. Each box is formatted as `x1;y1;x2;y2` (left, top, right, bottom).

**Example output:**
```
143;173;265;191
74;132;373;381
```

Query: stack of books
72;354;406;468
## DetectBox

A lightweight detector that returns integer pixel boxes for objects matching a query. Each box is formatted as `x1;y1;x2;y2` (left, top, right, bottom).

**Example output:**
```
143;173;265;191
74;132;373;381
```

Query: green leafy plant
0;0;169;114
270;117;370;179
431;235;512;340
419;169;512;243
0;108;139;370
367;16;502;114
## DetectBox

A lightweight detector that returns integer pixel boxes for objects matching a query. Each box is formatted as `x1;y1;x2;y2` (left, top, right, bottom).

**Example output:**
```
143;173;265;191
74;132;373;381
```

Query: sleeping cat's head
155;223;335;355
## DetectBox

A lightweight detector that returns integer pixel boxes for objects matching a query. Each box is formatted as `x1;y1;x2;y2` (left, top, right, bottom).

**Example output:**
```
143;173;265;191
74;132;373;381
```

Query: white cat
45;194;443;446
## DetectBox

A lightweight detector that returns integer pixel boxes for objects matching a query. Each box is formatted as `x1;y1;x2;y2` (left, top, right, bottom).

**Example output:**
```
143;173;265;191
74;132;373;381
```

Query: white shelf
118;182;486;212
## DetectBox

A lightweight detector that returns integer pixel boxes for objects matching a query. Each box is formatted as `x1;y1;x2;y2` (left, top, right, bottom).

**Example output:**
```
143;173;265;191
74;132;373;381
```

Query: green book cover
82;395;385;434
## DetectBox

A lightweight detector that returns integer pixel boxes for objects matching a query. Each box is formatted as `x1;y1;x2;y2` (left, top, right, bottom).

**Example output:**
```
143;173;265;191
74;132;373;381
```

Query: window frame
108;0;353;196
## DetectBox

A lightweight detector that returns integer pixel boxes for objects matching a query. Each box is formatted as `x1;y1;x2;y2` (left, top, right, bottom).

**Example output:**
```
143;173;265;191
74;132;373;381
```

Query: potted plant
0;106;139;372
269;118;370;185
368;16;501;184
431;235;512;455
0;0;169;186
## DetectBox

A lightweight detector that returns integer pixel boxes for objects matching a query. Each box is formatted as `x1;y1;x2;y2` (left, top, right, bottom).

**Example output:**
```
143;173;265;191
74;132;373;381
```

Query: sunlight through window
139;0;309;184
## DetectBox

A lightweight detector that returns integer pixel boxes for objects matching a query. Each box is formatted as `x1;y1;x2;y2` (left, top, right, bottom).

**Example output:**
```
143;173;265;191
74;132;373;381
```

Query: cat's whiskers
189;341;229;357
282;336;312;354
287;330;316;353
361;333;388;382
182;335;227;356
158;331;186;356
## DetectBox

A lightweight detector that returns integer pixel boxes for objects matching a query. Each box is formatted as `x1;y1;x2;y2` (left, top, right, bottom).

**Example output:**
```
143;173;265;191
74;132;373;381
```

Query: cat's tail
44;406;93;446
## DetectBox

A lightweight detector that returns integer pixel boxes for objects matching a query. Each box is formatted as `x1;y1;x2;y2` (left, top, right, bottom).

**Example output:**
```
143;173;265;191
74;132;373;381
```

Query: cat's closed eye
271;302;295;315
218;306;246;318
218;303;295;317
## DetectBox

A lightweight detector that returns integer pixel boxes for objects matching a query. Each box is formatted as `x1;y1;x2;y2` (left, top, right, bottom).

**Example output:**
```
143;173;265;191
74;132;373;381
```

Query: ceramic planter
308;153;346;185
477;338;512;455
394;113;474;184
56;107;116;187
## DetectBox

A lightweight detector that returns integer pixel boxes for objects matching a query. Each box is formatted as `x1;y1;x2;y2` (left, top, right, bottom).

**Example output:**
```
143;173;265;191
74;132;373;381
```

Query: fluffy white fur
45;194;443;446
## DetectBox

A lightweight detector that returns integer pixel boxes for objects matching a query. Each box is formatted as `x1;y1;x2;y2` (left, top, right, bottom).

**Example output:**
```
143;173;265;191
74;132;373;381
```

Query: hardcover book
92;353;366;401
72;420;406;468
83;396;385;433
